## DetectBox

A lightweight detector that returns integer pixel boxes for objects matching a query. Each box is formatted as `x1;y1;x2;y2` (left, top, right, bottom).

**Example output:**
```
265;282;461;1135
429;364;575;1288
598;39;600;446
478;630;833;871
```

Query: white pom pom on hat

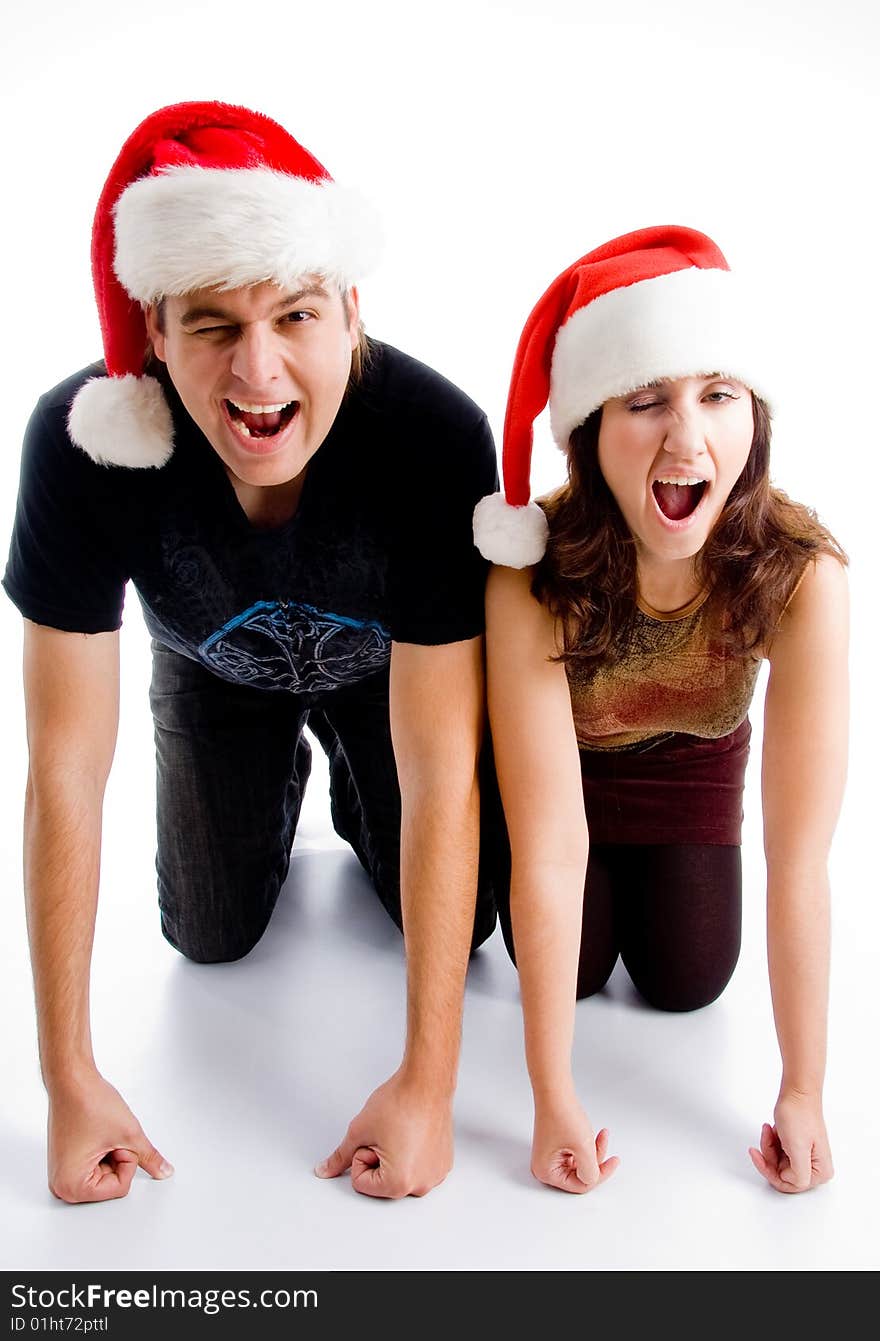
472;494;549;569
68;374;174;469
473;224;770;568
68;100;381;469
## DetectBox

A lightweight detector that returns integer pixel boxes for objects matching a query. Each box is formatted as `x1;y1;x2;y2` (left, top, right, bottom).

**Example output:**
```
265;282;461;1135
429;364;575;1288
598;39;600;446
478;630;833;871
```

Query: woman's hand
748;1091;834;1193
531;1094;619;1194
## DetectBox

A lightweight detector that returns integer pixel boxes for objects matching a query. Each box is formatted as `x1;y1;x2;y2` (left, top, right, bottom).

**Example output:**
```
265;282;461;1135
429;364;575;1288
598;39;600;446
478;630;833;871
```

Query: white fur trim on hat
549;267;770;446
113;166;381;302
473;493;549;568
68;374;174;468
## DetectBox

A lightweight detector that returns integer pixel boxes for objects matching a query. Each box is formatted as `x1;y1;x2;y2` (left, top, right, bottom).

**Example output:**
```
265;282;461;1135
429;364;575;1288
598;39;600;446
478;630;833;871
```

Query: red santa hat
68;100;380;469
473;225;770;568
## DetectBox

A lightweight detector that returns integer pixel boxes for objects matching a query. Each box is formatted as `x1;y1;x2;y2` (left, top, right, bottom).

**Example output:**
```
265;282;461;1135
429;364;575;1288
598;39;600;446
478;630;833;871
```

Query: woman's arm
485;564;618;1193
752;555;849;1192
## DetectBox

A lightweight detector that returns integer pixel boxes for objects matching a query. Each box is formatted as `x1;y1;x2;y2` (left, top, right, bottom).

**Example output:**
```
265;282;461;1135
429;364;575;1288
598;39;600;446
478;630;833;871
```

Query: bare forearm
24;774;105;1088
399;777;480;1096
510;857;586;1099
766;861;830;1096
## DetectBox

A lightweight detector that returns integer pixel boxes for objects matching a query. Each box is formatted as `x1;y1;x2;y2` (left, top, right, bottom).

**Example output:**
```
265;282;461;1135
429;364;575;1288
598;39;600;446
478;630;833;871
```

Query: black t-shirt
3;341;497;695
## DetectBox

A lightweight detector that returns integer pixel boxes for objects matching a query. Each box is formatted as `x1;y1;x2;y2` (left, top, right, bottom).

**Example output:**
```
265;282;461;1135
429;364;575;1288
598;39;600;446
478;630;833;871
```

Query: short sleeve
387;409;499;645
2;395;128;633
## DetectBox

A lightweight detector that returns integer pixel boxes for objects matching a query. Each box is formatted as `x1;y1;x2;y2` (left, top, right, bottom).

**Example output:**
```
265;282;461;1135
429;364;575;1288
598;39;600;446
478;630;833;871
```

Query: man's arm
22;619;172;1202
316;636;484;1197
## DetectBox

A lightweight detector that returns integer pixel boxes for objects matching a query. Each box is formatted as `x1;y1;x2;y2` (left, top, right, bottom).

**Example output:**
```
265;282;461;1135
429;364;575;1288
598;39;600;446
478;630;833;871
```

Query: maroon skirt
580;717;751;846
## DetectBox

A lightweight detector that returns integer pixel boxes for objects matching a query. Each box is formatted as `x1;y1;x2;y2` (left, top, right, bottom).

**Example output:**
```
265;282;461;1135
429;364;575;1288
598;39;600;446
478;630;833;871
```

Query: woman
474;226;848;1196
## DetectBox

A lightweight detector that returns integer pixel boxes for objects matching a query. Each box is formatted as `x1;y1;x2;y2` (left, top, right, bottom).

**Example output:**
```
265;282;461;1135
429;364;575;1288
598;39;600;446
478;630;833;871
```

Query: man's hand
748;1091;834;1194
47;1071;173;1204
315;1070;453;1199
531;1093;619;1194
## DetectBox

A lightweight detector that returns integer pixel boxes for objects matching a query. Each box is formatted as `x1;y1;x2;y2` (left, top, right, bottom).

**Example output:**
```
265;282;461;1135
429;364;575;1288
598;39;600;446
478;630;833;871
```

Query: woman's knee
496;909;615;998
624;947;740;1012
470;896;498;953
618;843;743;1011
576;950;619;1000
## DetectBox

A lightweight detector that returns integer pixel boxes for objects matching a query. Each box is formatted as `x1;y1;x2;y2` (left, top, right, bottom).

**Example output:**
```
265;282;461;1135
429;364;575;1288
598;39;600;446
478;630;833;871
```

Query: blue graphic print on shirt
199;599;391;692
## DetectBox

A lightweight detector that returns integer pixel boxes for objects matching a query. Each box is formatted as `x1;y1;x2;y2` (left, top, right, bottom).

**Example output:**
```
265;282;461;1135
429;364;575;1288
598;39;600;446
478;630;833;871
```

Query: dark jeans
497;843;742;1012
149;642;502;962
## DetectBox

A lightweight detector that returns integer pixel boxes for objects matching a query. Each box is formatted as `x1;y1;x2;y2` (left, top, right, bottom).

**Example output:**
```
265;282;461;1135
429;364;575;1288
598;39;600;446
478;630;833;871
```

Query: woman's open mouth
224;398;299;441
651;477;708;524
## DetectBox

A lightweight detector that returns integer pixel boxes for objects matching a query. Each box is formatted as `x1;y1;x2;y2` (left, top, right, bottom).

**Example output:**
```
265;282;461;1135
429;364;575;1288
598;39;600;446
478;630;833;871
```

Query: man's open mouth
652;477;708;522
225;399;299;439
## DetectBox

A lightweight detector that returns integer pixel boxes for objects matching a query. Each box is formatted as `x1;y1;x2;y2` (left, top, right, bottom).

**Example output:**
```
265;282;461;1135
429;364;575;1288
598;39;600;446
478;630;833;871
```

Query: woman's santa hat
473;225;770;568
68;100;380;469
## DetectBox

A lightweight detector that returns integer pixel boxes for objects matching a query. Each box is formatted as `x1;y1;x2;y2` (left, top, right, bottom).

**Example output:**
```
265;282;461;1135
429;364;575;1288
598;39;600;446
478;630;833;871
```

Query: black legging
498;844;742;1012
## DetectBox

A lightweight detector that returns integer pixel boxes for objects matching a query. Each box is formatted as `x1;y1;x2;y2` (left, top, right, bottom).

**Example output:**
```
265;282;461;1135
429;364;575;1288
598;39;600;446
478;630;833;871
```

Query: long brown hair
532;396;847;667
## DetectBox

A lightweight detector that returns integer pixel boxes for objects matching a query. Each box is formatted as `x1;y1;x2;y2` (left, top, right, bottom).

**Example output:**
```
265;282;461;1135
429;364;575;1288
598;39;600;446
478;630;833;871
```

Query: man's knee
160;909;270;964
158;872;278;965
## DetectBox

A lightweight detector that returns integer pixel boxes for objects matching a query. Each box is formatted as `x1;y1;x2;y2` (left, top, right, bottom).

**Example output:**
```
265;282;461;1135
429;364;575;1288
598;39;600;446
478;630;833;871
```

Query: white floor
1;0;878;1278
1;608;877;1274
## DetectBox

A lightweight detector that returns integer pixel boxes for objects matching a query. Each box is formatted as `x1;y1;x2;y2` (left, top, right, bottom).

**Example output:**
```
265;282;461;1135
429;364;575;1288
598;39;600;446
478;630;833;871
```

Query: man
3;101;505;1203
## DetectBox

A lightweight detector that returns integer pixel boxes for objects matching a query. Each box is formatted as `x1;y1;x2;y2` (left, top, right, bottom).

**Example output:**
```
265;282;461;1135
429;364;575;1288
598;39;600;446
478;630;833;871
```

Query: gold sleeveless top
567;589;762;752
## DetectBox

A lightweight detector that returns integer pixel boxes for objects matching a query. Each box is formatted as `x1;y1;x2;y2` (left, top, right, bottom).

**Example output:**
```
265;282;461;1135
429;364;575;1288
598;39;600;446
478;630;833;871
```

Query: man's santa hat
68;100;380;469
473;225;770;568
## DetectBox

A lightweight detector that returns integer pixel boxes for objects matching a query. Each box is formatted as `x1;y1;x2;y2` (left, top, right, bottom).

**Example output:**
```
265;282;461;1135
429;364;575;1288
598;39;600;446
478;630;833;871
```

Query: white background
1;0;877;1272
